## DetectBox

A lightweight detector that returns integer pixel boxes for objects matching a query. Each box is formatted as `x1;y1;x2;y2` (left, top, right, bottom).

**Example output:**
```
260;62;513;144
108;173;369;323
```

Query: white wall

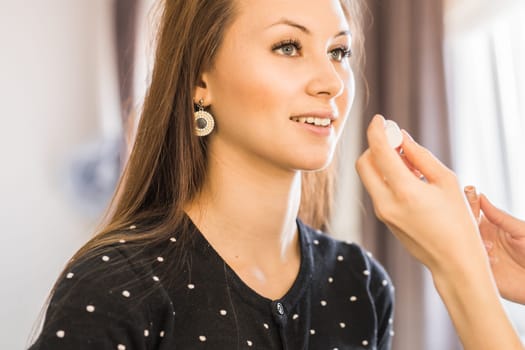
445;0;519;34
0;1;118;348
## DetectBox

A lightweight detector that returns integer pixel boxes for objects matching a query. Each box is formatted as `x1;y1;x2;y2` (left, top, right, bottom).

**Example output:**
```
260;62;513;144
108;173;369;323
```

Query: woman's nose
305;56;346;98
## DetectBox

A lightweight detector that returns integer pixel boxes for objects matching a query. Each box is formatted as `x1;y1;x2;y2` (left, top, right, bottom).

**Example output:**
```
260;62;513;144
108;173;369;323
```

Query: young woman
356;115;524;350
29;1;394;349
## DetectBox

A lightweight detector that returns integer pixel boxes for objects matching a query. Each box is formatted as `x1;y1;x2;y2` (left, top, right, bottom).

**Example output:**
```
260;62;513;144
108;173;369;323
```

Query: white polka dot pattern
33;219;394;349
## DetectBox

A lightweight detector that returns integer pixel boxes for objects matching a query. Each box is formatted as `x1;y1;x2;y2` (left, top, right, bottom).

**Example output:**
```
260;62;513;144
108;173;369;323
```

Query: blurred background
0;0;524;349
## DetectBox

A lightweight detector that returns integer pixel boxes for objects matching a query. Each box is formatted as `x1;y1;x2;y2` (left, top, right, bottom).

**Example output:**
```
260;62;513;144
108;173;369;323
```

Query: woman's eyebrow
335;30;352;39
267;18;310;34
267;18;351;39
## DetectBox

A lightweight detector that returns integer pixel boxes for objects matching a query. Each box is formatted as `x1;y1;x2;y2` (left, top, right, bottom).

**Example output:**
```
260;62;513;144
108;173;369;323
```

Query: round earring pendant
194;110;215;137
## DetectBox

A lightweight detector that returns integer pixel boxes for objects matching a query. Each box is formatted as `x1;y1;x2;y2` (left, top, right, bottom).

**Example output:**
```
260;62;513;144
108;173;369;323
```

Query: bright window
445;0;525;341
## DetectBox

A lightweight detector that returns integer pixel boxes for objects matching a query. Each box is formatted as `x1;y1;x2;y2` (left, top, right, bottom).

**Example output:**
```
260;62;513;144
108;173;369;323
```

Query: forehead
233;0;350;34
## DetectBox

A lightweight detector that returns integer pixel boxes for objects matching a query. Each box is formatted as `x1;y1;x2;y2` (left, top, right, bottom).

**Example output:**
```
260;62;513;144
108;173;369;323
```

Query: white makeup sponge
384;120;403;149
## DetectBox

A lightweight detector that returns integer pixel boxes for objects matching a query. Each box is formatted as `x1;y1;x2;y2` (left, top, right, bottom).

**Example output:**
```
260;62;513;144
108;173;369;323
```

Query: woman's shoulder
53;220;198;301
30;238;175;349
50;241;164;312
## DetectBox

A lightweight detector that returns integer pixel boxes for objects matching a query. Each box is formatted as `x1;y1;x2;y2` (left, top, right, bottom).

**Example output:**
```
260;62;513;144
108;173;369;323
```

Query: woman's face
199;0;355;173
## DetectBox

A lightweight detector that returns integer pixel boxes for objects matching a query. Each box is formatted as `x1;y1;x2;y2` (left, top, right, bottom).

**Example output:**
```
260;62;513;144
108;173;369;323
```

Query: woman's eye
329;47;352;62
273;41;301;57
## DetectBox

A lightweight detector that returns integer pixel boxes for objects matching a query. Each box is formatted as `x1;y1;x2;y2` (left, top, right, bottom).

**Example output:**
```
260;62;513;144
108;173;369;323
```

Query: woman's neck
186;150;302;256
184;144;303;296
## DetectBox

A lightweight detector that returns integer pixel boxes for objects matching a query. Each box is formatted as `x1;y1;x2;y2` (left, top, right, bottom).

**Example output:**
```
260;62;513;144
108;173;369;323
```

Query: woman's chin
294;155;334;172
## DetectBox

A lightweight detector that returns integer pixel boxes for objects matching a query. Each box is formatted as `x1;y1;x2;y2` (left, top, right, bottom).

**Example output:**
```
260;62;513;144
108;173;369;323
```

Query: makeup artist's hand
355;115;487;276
465;188;525;304
356;115;525;350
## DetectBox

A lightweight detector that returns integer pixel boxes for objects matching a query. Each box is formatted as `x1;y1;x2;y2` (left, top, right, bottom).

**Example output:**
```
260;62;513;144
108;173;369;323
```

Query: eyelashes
330;46;352;61
271;39;352;62
271;39;302;56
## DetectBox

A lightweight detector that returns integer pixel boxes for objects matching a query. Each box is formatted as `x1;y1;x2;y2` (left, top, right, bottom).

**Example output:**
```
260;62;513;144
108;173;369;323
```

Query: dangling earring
194;99;215;137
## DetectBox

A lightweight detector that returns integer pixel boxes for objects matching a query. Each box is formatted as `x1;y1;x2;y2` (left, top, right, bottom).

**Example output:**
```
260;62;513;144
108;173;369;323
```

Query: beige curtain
114;0;139;166
114;0;138;123
359;1;460;349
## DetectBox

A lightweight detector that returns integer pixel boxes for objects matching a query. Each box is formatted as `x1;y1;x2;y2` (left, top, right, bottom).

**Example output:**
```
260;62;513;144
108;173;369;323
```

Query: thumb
480;194;525;236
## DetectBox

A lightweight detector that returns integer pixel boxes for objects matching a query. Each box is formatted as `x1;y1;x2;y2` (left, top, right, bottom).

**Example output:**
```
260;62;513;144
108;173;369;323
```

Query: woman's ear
193;72;213;105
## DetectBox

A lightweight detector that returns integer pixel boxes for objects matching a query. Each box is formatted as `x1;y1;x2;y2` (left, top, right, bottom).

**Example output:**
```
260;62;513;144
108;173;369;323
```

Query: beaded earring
194;99;215;137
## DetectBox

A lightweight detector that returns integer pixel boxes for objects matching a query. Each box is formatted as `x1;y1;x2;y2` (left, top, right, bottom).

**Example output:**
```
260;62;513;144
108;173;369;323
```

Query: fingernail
374;114;386;124
464;185;477;194
464;187;479;202
483;240;493;250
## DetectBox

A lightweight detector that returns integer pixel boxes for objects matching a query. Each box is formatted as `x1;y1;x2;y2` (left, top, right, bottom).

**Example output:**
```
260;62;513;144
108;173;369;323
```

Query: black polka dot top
29;219;394;350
